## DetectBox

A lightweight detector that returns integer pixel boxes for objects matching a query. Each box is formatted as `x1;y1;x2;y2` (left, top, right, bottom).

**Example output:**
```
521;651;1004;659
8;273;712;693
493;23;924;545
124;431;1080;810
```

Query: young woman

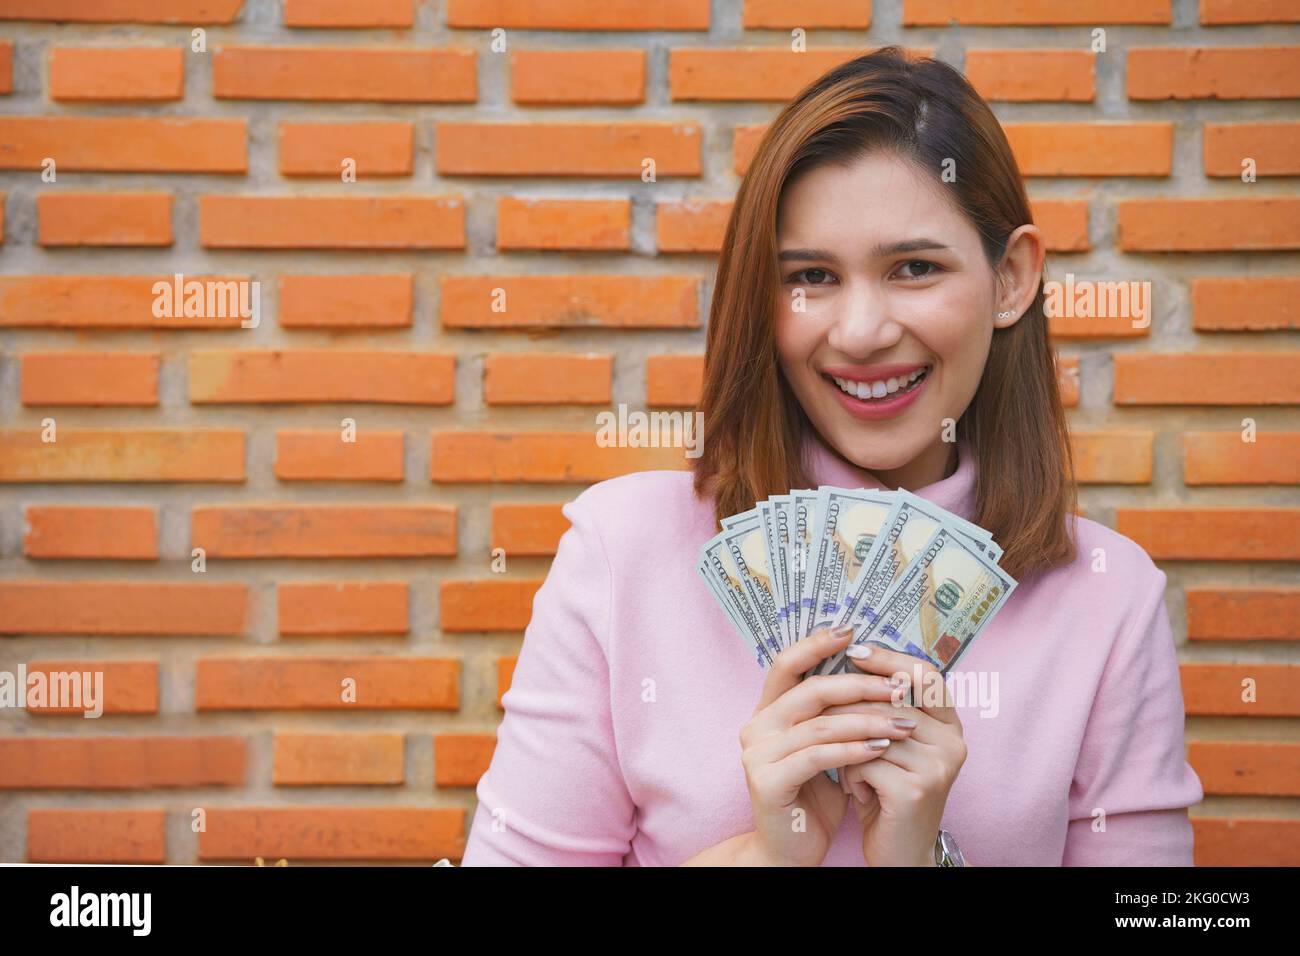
460;47;1202;867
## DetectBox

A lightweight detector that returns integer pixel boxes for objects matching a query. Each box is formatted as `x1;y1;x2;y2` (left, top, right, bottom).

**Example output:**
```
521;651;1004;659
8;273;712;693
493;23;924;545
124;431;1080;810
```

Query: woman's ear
993;223;1045;329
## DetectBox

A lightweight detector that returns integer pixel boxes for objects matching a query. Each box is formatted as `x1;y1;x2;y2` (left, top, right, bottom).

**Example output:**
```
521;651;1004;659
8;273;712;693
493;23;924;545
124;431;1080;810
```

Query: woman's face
774;149;1035;483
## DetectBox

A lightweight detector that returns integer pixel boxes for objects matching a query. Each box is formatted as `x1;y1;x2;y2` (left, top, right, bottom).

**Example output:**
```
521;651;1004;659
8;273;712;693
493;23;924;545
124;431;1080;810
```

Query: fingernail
890;717;917;729
888;674;909;687
829;624;853;641
844;644;871;659
866;738;890;751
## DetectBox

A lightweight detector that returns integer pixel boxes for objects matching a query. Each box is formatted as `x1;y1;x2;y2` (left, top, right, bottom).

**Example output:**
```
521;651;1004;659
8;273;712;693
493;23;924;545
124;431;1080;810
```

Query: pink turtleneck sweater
461;432;1203;866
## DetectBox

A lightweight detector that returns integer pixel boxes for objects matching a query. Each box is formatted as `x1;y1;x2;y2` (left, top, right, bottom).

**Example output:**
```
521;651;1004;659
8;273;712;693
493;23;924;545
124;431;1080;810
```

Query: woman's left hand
827;642;967;866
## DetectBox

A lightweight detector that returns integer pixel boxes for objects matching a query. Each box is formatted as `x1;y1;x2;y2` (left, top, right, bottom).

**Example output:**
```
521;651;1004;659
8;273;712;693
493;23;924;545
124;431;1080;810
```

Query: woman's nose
825;285;901;355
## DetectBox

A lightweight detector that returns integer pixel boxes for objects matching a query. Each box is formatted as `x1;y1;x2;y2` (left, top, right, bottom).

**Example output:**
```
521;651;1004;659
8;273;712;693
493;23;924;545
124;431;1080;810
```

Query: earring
996;310;1014;319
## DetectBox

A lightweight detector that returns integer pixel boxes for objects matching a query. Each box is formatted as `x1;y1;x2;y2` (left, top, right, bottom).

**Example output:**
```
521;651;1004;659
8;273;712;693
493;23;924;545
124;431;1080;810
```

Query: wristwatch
934;828;965;867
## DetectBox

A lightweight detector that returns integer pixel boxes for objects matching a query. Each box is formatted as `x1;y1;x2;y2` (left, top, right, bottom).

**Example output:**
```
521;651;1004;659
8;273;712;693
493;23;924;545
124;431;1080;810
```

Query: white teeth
830;367;927;400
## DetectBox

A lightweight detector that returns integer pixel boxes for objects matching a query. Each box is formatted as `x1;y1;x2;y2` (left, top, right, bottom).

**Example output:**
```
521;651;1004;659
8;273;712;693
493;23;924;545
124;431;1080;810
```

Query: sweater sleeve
459;493;637;866
1062;565;1204;866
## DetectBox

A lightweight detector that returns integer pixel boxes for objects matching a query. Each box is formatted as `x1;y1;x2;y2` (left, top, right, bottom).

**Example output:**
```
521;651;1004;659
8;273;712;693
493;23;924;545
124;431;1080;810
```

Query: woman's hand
833;642;968;867
738;624;917;866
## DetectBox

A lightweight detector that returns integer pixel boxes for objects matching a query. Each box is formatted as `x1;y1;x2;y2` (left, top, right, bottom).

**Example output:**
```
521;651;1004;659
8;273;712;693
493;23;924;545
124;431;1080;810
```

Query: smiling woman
461;46;1202;868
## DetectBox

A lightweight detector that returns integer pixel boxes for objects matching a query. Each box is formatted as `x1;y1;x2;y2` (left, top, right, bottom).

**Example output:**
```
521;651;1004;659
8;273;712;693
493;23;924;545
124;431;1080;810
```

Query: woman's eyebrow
777;238;952;262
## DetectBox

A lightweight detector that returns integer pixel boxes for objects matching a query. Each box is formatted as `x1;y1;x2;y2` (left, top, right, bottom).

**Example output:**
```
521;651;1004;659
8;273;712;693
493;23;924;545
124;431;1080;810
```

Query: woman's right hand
738;623;917;866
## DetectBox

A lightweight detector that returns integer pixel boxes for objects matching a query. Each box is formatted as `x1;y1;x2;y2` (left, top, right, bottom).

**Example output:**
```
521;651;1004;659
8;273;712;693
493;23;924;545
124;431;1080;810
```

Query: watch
934;828;965;867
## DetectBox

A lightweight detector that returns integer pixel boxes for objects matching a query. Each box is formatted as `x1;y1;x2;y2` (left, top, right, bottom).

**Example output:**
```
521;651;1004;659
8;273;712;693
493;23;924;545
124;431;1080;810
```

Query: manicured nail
866;738;891;750
844;644;872;659
829;624;853;641
890;717;917;729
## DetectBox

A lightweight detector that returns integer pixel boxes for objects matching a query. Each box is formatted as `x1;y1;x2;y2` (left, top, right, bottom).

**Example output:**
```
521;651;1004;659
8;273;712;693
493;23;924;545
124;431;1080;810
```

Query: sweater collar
800;428;978;523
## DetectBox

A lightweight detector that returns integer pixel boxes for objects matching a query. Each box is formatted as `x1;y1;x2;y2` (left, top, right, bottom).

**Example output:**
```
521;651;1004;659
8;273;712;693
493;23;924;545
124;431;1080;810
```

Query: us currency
764;497;797;649
720;516;786;663
801;487;896;640
830;526;1017;675
699;529;777;668
815;491;997;675
788;489;820;642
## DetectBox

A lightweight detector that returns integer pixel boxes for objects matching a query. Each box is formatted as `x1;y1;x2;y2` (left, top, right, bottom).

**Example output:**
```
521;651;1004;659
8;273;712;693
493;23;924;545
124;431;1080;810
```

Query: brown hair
691;46;1077;582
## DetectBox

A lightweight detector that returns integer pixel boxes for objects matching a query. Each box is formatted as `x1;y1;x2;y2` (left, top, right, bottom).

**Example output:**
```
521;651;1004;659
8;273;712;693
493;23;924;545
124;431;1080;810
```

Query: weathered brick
483;352;612;404
273;733;406;785
440;275;699;329
50;46;183;101
192;505;456;558
0;736;246;789
278;581;410;635
0;581;248;635
0;117;246;172
190;350;454;404
37;192;172;246
20;351;160;405
431;431;693;482
0;429;245;482
28;809;166;863
440;579;541;631
199;807;463;861
436;122;701;176
196;657;459;710
214;46;475;101
23;505;158;559
511;50;644;104
490;503;570;556
200;196;465;249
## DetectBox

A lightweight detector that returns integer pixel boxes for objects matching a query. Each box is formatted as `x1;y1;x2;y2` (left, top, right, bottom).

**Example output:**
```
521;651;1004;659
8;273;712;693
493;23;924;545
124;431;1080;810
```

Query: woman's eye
790;268;834;286
898;260;940;280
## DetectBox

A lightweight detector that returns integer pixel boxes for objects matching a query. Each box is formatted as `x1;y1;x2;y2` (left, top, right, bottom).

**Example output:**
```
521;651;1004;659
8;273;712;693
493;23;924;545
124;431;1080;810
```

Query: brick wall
0;0;1297;866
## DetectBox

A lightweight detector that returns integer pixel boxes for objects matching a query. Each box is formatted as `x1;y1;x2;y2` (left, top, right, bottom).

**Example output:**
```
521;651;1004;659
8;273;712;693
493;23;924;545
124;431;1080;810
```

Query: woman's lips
823;367;930;421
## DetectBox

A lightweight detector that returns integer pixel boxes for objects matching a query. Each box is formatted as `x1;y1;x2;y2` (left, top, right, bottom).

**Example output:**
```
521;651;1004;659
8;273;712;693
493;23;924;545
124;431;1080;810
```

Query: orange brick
24;660;159;715
0;581;248;635
1186;588;1300;641
200;195;465;249
436;122;701;176
1070;431;1153;484
497;656;516;707
273;733;405;785
278;581;410;635
511;50;644;104
657;200;731;253
38;192;172;247
496;197;629;251
1117;509;1300;561
1194;818;1300;866
1031;199;1090;253
192;505;457;558
483;352;612;404
0;1;242;23
743;0;870;28
1192;276;1300;331
1114;353;1300;405
1183;431;1300;485
440;579;542;632
1119;198;1300;251
434;734;496;786
0;275;251;329
440;275;699;329
50;46;183;101
189;349;454;404
445;0;709;30
20;350;159;405
431;431;693;482
1005;123;1172;176
733;124;766;176
199;807;463;861
275;429;405;482
280;274;413;328
279;121;413;177
1129;46;1300;100
490;503;571;556
284;0;414;27
1204;122;1300;177
1181;663;1300;716
0;429;245;482
904;0;1170;24
1200;0;1300;24
670;48;868;101
965;49;1093;101
195;657;459;710
1190;741;1300;797
0;736;246;788
647;354;703;406
0;41;13;94
23;505;158;559
214;46;475;101
0;117;246;172
28;809;166;863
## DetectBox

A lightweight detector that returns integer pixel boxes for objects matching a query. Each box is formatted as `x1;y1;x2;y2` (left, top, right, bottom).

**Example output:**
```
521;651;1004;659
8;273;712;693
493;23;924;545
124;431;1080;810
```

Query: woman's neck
822;434;960;492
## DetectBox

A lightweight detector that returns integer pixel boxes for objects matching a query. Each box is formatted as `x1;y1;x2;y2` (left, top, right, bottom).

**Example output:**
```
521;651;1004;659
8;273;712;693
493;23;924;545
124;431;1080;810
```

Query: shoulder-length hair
691;46;1077;582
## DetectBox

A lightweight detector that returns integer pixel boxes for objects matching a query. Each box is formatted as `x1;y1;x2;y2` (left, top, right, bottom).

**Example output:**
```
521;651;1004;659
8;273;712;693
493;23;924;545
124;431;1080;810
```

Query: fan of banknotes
697;485;1018;679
